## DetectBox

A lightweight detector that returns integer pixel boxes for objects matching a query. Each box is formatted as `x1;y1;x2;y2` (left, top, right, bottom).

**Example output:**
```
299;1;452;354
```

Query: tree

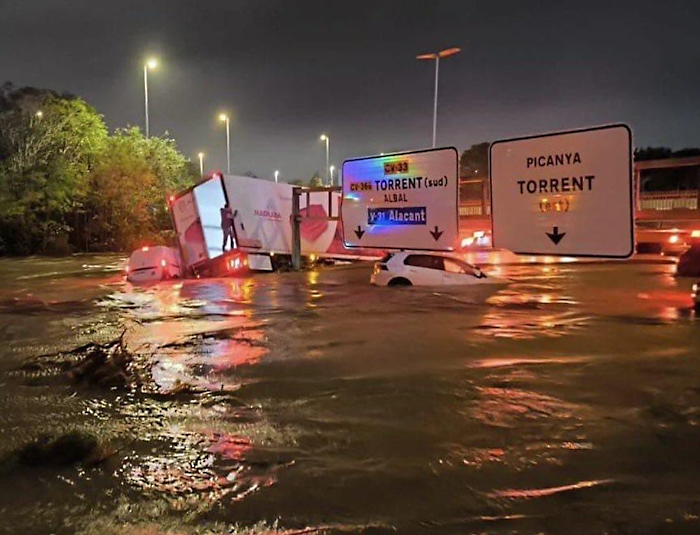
634;147;673;161
0;86;107;253
0;84;196;254
85;128;196;251
460;142;489;178
634;147;700;192
674;148;700;158
287;172;324;187
308;172;324;187
93;127;196;241
634;146;700;161
86;134;158;250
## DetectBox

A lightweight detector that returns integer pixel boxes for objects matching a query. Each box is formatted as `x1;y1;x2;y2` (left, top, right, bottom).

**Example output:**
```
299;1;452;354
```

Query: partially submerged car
677;243;700;277
370;251;509;287
126;246;182;283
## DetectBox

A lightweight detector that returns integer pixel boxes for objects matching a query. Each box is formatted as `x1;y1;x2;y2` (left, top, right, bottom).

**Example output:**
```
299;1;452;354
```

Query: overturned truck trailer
169;173;380;276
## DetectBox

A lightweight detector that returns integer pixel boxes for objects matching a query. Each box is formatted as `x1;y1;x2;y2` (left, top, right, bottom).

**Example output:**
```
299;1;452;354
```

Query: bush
0;85;196;255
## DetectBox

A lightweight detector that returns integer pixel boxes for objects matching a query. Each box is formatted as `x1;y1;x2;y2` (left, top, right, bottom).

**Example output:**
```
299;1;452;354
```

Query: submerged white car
370;251;509;287
126;246;182;283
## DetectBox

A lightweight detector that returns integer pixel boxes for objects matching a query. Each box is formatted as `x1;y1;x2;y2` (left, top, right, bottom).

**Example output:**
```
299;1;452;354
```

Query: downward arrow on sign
354;226;365;239
546;226;566;245
430;226;443;241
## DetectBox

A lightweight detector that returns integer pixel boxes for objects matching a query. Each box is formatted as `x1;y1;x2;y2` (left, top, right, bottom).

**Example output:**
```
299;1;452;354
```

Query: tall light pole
143;58;158;137
320;134;330;185
274;170;280;183
416;47;460;148
219;113;231;174
198;152;205;178
329;165;336;186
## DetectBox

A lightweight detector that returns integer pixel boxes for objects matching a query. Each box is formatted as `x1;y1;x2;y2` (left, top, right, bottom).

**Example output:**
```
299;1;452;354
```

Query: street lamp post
416;47;460;148
198;152;204;178
320;134;330;185
143;58;158;137
329;165;336;186
274;170;280;183
219;114;231;174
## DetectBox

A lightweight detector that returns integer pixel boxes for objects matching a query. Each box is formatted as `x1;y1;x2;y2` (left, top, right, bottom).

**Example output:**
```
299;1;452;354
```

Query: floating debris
6;430;116;469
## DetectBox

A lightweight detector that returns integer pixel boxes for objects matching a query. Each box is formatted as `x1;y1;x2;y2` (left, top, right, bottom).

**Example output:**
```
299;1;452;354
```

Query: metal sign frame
291;185;341;270
489;123;634;259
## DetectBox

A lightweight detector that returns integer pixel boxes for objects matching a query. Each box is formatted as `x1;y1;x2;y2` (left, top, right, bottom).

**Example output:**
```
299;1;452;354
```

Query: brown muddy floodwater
0;254;698;534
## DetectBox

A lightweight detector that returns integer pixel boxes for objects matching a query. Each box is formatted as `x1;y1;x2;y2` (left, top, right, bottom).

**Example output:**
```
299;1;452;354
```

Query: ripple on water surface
1;259;699;534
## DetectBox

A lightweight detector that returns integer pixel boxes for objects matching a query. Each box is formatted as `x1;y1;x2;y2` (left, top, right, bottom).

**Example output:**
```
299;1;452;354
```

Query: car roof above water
129;246;177;268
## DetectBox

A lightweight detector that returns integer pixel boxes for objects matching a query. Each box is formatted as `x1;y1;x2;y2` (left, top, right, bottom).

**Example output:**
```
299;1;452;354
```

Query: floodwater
0;254;698;534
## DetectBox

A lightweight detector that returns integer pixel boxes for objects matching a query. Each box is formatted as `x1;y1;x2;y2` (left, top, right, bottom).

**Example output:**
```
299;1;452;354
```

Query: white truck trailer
169;173;379;276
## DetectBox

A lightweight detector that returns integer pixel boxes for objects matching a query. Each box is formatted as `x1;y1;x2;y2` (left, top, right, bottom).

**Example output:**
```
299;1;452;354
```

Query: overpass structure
634;156;700;224
459;156;700;234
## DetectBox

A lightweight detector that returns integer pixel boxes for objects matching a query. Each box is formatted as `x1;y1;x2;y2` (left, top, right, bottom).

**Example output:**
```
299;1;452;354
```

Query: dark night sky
1;0;699;181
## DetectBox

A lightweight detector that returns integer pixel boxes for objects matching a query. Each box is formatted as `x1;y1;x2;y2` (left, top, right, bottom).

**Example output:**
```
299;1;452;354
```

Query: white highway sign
341;147;458;251
489;124;634;258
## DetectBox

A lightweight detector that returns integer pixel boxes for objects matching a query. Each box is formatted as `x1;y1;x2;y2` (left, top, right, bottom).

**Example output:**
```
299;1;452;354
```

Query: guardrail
639;191;698;211
459;202;487;216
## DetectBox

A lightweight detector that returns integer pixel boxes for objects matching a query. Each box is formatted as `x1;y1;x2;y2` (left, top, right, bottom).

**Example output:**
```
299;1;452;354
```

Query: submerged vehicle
677;243;700;277
370;251;509;287
126;246;182;283
166;173;381;277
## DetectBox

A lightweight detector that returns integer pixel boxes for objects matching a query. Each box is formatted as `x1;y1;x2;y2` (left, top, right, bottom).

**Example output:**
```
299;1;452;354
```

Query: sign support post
291;187;302;271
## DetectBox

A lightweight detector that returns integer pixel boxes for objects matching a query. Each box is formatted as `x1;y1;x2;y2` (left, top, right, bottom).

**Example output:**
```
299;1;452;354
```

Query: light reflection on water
476;272;588;339
119;429;270;508
1;257;699;534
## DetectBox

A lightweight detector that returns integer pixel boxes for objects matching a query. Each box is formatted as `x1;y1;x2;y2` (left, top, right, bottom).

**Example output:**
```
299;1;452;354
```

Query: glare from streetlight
319;135;330;185
35;110;43;118
143;58;159;137
438;47;461;58
197;152;205;178
219;114;231;174
416;47;461;60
